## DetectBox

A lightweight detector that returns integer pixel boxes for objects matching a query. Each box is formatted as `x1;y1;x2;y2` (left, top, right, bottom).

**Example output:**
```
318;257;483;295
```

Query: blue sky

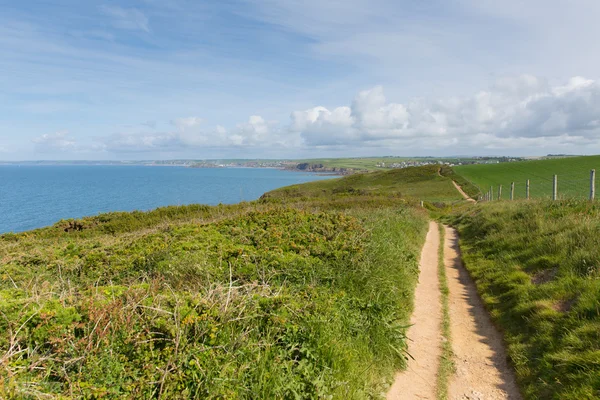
2;0;600;160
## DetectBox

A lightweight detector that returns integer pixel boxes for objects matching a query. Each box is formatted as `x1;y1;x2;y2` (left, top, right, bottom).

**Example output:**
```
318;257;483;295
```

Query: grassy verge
449;200;600;399
435;224;453;400
0;197;428;398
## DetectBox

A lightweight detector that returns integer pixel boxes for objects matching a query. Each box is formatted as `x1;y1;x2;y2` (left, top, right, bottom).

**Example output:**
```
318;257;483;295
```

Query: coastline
0;166;336;234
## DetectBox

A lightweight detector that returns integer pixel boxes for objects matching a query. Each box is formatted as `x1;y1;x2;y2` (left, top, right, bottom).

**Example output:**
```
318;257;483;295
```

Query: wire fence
478;169;597;201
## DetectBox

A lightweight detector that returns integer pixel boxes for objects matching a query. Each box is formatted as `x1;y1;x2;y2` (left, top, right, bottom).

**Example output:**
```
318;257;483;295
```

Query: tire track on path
444;226;521;400
387;221;442;400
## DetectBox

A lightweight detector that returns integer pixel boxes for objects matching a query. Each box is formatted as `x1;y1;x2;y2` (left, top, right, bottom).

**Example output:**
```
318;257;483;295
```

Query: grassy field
449;200;600;399
454;155;600;200
0;178;431;397
264;165;471;203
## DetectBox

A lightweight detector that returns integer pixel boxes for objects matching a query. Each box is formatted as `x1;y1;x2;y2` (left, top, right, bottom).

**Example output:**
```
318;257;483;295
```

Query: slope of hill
454;155;600;200
264;165;473;203
0;182;430;398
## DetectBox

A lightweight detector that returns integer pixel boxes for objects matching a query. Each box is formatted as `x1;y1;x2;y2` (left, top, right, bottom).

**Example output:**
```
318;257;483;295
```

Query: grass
435;224;453;400
454;155;600;200
264;165;468;203
449;200;600;399
0;182;430;397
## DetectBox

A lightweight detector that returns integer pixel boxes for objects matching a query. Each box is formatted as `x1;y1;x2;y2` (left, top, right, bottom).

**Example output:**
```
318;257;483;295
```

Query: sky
2;0;600;160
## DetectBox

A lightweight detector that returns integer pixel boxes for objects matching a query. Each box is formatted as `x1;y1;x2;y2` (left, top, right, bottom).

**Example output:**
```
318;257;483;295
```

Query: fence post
526;180;530;199
510;182;515;200
490;186;493;201
553;175;558;201
591;169;596;200
498;185;503;200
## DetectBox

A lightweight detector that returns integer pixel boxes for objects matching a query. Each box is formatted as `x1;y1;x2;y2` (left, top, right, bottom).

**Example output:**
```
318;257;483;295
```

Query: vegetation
449;200;600;399
265;165;467;203
6;157;600;399
0;173;431;398
435;225;453;400
454;155;600;200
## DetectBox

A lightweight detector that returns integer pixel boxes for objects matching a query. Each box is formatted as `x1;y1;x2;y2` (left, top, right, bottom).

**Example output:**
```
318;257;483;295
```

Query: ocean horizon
0;165;335;233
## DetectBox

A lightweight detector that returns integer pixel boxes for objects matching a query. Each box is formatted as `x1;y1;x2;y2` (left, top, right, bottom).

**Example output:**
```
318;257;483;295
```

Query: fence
478;169;596;202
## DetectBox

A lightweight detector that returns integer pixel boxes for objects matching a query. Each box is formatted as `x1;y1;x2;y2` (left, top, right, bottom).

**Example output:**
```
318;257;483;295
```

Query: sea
0;165;335;234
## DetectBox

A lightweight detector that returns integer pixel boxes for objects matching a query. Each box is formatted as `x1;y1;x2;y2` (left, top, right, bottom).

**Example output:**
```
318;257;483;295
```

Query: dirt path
444;226;522;400
387;221;442;400
452;181;476;203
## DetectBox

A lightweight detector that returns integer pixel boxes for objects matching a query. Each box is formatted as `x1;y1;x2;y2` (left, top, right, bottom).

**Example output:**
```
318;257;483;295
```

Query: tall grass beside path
449;200;600;399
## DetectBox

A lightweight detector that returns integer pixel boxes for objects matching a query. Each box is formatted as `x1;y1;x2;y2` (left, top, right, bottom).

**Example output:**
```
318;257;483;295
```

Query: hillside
264;165;476;203
454;155;600;200
0;178;431;398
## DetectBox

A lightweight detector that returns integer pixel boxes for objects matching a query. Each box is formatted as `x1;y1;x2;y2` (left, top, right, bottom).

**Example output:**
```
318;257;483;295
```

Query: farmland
454;155;600;200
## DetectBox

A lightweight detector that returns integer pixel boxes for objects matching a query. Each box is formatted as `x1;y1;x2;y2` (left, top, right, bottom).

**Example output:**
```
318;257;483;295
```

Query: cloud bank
289;75;600;151
32;75;600;156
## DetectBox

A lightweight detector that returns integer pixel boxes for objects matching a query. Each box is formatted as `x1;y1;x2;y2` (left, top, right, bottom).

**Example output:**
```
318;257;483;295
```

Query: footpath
387;223;521;400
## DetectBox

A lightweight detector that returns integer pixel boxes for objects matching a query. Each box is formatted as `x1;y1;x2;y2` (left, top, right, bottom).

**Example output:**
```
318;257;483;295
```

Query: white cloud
42;75;600;156
100;6;150;33
233;116;275;145
32;131;77;152
98;132;180;153
173;117;203;131
289;75;600;150
97;115;290;153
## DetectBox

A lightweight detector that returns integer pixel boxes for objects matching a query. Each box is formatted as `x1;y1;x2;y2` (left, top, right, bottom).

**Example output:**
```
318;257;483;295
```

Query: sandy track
444;226;521;400
452;181;476;203
387;221;442;400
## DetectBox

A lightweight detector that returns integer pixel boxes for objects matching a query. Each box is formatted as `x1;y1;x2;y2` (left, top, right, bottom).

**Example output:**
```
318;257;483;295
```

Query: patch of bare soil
552;298;576;313
531;268;558;285
387;221;442;400
444;226;522;400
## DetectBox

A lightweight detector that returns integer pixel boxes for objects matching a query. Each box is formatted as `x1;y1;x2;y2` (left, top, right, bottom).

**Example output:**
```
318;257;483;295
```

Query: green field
454;155;600;200
450;200;600;399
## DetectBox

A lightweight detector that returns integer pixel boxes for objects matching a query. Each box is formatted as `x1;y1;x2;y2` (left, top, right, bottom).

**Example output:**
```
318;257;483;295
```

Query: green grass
435;224;453;400
454;155;600;200
449;200;600;399
264;165;467;203
0;194;429;398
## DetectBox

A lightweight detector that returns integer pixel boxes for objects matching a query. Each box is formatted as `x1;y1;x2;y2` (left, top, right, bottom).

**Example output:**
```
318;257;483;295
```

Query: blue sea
0;165;335;233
